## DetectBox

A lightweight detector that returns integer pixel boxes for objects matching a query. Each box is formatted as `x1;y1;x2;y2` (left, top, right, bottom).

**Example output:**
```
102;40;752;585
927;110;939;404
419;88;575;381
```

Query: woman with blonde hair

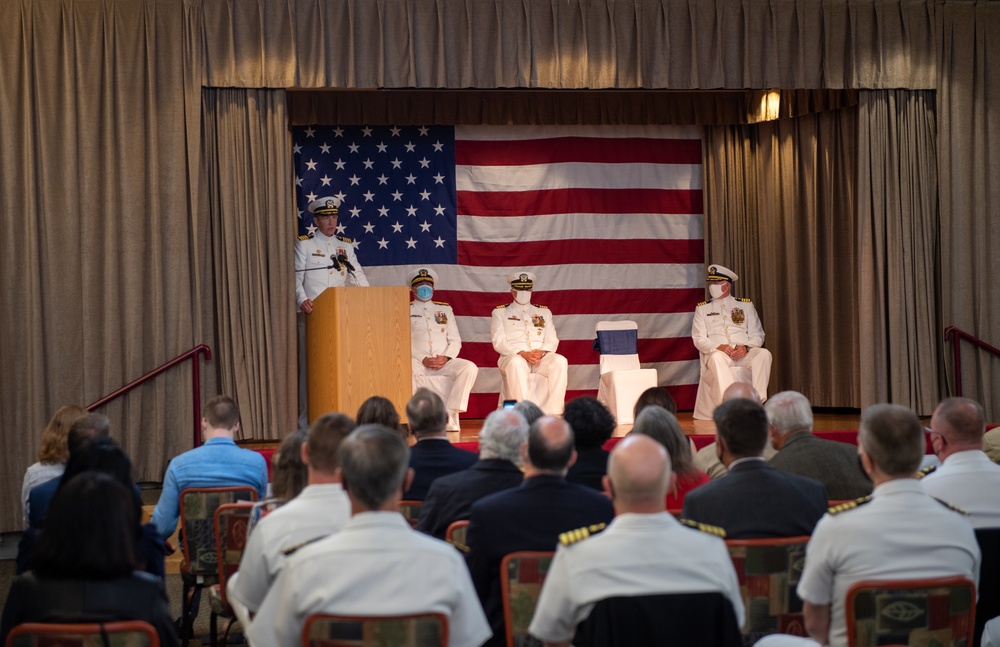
631;405;710;511
21;404;86;525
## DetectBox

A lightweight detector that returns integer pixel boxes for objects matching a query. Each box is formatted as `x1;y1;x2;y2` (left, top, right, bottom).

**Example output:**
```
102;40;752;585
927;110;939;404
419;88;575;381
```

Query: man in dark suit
766;391;872;501
681;398;828;539
417;408;528;539
402;389;477;500
465;415;616;647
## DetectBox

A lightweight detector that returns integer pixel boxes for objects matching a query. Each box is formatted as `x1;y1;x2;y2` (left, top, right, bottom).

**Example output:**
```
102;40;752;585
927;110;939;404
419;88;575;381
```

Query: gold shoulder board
336;235;354;243
934;498;970;516
828;496;872;515
495;304;507;309
281;534;327;556
738;297;752;303
697;301;707;307
918;465;937;478
558;522;607;547
297;234;313;241
680;519;727;538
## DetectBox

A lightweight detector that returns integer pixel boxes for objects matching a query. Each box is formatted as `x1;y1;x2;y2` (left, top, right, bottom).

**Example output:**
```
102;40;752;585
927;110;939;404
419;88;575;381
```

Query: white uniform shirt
295;231;369;309
410;300;462;360
227;483;351;613
528;512;744;644
21;462;65;526
491;303;559;355
248;511;491;647
691;295;765;353
797;478;981;647
921;449;1000;529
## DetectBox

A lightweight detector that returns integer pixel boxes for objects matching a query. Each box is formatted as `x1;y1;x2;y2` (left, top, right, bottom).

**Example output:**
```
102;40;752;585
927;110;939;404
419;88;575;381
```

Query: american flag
292;124;705;417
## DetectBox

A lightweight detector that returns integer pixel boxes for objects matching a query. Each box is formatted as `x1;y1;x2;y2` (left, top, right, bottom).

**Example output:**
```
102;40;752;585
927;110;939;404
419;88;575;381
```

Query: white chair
692;353;752;420
594;321;658;425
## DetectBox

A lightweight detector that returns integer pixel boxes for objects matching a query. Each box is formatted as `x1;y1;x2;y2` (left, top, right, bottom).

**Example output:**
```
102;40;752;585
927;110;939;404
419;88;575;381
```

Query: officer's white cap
707;264;738;282
508;272;536;290
410;267;439;286
307;196;341;215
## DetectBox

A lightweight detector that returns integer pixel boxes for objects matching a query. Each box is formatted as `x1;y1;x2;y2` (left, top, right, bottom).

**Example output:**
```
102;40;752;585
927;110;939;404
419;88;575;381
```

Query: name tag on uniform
312;251;325;257
707;312;720;317
410;314;421;318
508;316;520;321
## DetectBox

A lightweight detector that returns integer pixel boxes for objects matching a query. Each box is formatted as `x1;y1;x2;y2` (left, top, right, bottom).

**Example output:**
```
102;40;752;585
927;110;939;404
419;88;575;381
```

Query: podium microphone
337;253;355;274
330;254;341;271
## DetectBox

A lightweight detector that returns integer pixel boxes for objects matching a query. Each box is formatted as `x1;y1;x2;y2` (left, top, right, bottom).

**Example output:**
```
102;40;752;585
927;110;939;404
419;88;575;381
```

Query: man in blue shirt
151;395;268;541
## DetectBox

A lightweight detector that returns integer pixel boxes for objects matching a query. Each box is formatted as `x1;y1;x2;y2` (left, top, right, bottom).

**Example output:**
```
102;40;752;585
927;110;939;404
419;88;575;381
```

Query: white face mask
513;290;532;305
709;283;727;299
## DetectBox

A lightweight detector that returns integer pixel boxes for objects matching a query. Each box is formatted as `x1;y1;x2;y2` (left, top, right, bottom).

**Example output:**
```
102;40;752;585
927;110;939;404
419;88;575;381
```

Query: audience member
355;395;403;437
921;397;1000;528
417;409;528;539
465;416;616;647
248;425;491;647
229;413;354;620
564;397;616;491
984;616;1000;647
512;400;544;427
1;472;179;647
633;386;677;417
528;435;743;646
150;395;268;541
403;389;477;500
681;398;827;538
694;382;775;478
766;391;872;501
20;404;86;525
759;404;982;647
631;406;710;509
985;425;1000;464
247;429;309;532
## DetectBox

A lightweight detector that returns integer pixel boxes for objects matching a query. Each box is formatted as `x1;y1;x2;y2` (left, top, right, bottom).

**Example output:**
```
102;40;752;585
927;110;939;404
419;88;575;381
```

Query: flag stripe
435;288;704;317
456;162;702;190
455;137;703;166
458;213;703;242
457;188;703;217
459;339;699;367
456;124;703;141
456;238;704;266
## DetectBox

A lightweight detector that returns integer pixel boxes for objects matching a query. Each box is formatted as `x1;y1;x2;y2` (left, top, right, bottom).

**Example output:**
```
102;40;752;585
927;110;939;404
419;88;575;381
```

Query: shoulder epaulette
828;496;872;515
738;297;752;303
918;465;937;478
559;523;607;546
297;233;314;241
934;498;970;516
680;519;727;538
697;301;707;307
281;534;327;557
535;304;549;309
336;235;353;243
495;304;507;309
433;301;450;306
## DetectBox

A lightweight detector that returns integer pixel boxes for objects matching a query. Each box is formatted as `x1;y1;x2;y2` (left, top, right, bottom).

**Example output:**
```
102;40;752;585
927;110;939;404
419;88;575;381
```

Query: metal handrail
86;344;213;448
944;326;1000;397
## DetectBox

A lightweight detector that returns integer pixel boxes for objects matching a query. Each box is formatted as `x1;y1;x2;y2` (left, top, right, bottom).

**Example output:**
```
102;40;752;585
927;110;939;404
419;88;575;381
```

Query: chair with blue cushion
593;321;658;425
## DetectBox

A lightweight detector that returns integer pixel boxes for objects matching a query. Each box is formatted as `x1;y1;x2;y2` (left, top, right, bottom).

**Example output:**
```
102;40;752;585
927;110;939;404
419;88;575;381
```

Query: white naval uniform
984;616;1000;647
527;512;744;645
295;231;369;309
795;479;980;647
410;300;479;423
691;295;772;401
247;511;491;647
920;449;1000;529
490;302;568;415
227;484;351;616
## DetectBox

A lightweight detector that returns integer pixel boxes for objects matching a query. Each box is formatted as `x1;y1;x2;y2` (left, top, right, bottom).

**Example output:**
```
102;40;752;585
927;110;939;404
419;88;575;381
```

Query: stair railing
944;327;1000;397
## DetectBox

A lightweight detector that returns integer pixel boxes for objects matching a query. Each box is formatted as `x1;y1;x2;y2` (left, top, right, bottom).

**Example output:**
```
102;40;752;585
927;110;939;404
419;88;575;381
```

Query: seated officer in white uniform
295;196;369;315
409;268;478;432
491;272;568;416
691;263;771;403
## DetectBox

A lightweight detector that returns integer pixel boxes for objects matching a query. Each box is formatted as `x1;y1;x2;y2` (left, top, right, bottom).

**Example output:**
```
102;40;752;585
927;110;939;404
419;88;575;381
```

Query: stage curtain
702;107;859;407
857;90;941;414
201;88;298;439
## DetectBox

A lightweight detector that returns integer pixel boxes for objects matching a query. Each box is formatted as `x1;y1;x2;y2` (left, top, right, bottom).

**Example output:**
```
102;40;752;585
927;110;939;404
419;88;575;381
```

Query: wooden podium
305;286;412;424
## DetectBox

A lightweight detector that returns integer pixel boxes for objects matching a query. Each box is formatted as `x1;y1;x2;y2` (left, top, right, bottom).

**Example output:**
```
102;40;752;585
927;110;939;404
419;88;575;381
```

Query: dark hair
270;429;309;501
405;389;447;436
527;418;575;471
713;398;769;458
58;436;135;492
633;387;677;417
307;414;357;473
66;413;112;455
562;397;615;449
356;396;401;433
33;471;140;579
204;395;240;430
339;425;410;508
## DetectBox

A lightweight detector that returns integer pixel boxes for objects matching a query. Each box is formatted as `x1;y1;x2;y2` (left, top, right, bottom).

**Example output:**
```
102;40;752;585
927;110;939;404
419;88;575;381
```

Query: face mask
709;283;726;299
415;285;433;301
514;290;532;305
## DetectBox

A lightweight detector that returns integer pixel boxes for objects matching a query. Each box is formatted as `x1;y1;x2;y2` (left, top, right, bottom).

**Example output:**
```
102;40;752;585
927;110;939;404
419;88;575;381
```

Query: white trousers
498;352;568;415
411;357;479;413
704;346;772;402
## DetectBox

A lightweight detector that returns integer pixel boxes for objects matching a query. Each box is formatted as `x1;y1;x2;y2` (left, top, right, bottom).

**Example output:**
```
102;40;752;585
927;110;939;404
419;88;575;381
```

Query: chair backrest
572;592;743;647
302;613;448;647
500;551;555;647
214;501;255;606
445;520;469;551
845;576;977;647
975;527;1000;647
725;535;811;641
179;486;258;577
594;321;641;374
398;500;423;529
7;621;160;647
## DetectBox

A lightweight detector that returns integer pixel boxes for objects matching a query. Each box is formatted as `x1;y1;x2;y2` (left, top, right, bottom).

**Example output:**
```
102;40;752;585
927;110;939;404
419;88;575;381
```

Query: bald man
528;435;744;647
694;382;776;479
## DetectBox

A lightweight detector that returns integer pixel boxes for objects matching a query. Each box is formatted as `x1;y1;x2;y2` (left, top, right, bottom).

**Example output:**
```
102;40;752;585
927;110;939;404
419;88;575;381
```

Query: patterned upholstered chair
207;502;254;647
302;613;448;647
6;621;159;647
501;551;555;647
178;486;257;644
445;520;469;551
725;535;811;644
845;576;976;647
398;500;423;529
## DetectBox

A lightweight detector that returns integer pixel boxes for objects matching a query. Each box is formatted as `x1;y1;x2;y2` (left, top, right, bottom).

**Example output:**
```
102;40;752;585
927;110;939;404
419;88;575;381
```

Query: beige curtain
202;88;298;439
857;90;941;414
702;106;860;407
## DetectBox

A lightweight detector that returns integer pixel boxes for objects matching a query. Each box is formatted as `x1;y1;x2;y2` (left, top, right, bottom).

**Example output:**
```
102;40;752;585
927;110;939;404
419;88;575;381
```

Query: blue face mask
416;285;433;301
